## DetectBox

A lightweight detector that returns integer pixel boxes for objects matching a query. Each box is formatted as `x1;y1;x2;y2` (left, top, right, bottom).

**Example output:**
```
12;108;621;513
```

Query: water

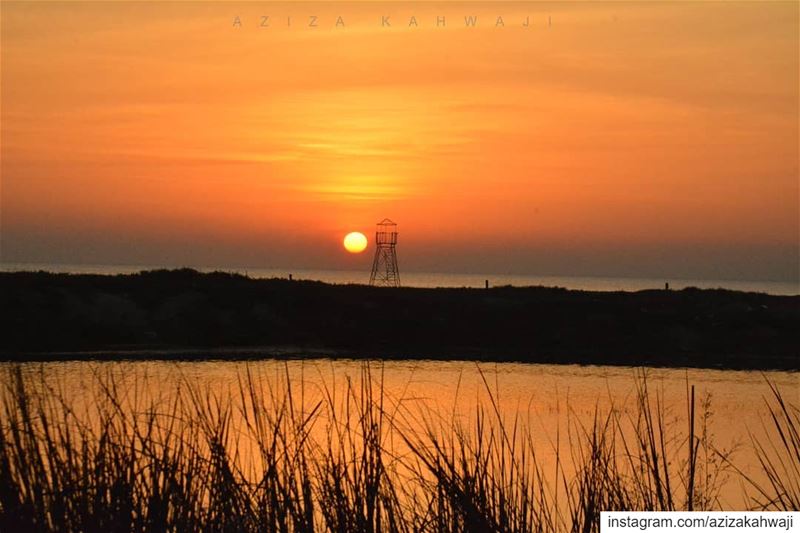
2;262;798;295
7;359;798;510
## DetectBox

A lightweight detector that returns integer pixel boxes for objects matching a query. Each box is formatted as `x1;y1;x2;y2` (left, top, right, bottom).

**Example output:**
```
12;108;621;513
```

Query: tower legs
369;245;400;287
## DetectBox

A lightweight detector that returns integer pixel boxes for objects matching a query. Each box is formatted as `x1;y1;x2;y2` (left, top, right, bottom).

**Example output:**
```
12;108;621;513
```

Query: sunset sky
2;1;798;281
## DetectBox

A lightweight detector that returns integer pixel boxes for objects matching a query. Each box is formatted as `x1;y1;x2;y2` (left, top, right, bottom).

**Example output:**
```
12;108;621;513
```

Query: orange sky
1;1;798;280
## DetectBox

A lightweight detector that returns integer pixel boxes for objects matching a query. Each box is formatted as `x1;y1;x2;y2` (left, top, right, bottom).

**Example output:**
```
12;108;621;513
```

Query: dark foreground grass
0;365;796;533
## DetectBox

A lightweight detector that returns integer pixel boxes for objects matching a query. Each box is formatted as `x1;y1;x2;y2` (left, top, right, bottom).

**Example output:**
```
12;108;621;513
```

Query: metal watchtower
369;219;400;287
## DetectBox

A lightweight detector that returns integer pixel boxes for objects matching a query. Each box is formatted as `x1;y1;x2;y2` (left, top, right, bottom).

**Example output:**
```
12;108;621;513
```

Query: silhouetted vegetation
1;269;797;369
0;365;795;532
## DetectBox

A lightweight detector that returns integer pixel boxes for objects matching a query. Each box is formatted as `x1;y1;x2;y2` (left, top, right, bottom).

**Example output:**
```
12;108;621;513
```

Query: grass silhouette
0;363;795;532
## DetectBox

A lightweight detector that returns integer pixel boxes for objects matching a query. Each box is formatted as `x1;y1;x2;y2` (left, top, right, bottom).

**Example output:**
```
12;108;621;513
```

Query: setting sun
343;232;368;253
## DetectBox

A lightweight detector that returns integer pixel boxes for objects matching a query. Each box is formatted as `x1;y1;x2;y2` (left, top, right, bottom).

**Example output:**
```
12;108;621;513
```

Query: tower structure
369;219;400;287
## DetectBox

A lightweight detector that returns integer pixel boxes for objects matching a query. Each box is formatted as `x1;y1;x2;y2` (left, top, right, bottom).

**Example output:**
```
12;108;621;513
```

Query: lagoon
5;359;797;518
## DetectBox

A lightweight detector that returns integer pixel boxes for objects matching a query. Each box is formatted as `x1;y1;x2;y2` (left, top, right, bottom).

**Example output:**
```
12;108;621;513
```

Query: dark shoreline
2;269;798;370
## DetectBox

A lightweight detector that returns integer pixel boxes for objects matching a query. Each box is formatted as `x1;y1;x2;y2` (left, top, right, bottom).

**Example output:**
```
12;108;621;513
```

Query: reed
0;364;795;533
728;380;800;511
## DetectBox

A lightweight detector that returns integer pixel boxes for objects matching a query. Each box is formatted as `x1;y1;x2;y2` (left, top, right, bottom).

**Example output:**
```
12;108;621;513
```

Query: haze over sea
2;262;797;296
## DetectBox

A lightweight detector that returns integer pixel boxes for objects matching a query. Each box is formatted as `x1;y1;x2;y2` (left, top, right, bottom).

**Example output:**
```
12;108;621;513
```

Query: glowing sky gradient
2;1;798;281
